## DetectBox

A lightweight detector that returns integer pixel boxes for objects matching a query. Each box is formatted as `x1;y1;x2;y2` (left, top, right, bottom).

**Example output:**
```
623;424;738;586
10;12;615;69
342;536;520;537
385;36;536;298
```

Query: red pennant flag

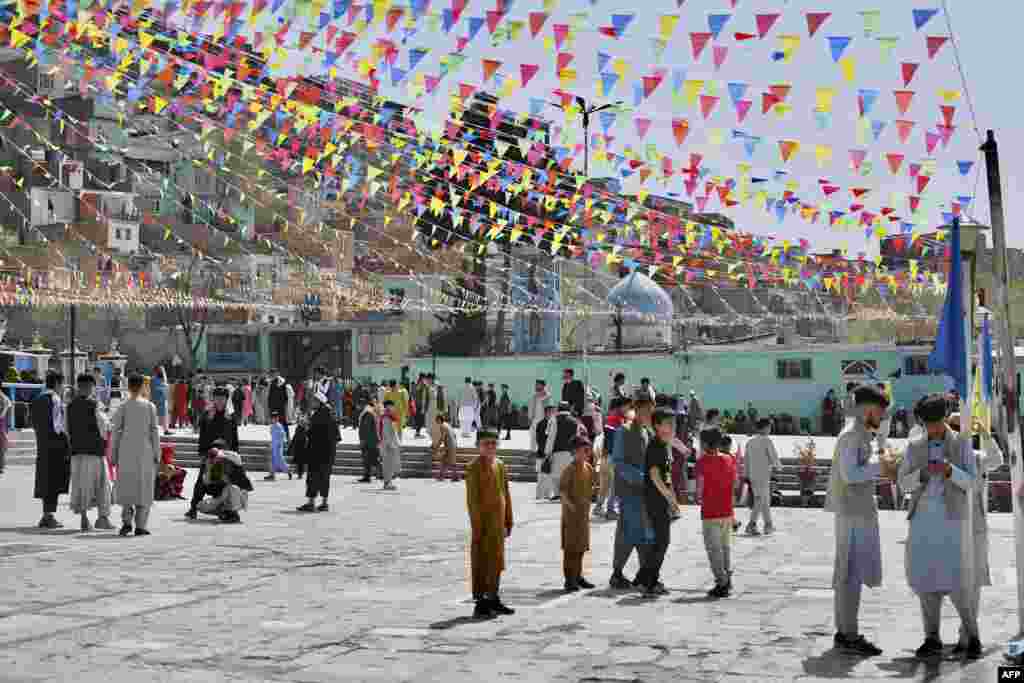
519;63;539;86
455;36;469;51
699;95;719;119
940;105;956;127
901;62;919;87
806;12;831;37
684;178;697;196
756;13;780;38
769;84;792;101
486;10;504;34
917;174;931;193
735;100;752;122
690;32;712;59
885;153;905;174
482;58;502;81
909;196;921;212
690;153;704;169
529;12;548;37
734;32;756;41
671;118;690;146
926;36;948;59
822;185;840;196
557;52;574;72
851;188;870;199
386;8;404;33
642;75;661;97
762;92;781;114
893;90;914;115
599;26;618;37
458;83;476;99
336;32;356;53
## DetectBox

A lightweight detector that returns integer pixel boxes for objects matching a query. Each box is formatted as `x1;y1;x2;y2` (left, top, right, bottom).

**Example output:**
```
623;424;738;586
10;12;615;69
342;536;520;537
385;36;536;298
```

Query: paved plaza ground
0;464;1018;683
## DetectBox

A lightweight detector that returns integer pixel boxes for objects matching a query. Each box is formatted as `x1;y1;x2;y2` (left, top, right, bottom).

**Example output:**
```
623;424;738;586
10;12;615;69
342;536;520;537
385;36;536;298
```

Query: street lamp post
549;97;623;177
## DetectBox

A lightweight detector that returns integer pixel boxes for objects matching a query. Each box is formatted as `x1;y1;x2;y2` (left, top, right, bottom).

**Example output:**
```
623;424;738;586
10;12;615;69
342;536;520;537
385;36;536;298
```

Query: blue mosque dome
607;271;674;320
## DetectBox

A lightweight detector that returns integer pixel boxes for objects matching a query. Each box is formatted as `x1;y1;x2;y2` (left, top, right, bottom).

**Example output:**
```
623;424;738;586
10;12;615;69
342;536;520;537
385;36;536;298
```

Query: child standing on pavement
695;427;737;598
637;408;681;597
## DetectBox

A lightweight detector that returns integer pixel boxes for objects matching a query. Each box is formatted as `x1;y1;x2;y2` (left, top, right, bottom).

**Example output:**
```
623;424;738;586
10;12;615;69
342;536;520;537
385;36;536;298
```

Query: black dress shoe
134;529;151;536
119;524;133;536
608;573;632;589
316;503;329;512
965;637;982;659
490;599;515;615
184;509;197;520
842;635;883;657
915;637;943;658
564;580;580;592
576;578;595;589
296;502;316;512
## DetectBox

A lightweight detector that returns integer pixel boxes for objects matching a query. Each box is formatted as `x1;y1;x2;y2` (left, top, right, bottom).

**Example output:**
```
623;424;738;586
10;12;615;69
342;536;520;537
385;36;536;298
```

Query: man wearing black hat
187;387;239;519
899;393;984;658
561;369;585;418
826;384;892;656
544;401;583;502
32;371;70;529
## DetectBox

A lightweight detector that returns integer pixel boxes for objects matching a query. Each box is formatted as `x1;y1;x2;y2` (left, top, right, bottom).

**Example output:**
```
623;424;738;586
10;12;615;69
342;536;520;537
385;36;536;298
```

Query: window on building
123;228;132;241
904;355;935;376
114;228;122;240
208;334;258;354
777;358;812;380
37;73;55;93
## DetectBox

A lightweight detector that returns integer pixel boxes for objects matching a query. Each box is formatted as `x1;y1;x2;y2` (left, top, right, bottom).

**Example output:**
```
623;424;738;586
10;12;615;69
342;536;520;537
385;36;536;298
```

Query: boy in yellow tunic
465;429;515;619
560;435;595;592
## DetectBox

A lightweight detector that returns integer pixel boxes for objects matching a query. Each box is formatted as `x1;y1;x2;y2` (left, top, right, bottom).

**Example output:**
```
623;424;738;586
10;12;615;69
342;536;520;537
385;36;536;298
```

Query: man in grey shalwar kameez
899;395;988;659
826;384;891;656
110;374;160;536
380;400;402;491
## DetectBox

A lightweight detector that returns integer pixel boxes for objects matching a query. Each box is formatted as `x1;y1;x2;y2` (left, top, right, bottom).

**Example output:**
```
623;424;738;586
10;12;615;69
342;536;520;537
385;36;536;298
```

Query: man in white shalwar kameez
744;417;781;536
825;384;890;656
899;395;988;659
459;378;480;438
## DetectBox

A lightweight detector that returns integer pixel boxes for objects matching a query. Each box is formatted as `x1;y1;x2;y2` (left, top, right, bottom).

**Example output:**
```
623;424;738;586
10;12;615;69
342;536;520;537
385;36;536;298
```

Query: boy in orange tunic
465;429;515;619
560;435;595;591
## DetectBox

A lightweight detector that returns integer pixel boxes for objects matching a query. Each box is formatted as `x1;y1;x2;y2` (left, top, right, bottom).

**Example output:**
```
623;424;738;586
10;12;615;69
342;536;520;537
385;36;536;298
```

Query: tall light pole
549;97;623;177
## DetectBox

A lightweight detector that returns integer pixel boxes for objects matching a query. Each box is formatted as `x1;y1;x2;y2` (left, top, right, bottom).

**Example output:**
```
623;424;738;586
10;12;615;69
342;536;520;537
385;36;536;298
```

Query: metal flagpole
981;131;1024;654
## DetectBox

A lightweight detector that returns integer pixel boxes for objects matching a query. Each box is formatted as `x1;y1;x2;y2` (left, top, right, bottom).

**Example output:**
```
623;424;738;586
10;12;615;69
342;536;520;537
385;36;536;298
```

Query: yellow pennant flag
815;87;835;113
839;57;856;83
659;14;679;40
815;144;833;168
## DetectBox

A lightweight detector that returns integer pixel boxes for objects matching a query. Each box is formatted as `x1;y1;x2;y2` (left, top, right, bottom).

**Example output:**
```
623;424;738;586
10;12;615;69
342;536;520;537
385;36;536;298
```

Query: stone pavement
0;465;1017;683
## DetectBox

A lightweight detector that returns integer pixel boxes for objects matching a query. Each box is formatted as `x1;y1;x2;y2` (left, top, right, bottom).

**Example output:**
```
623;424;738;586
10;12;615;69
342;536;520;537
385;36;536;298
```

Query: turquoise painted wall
353;347;946;422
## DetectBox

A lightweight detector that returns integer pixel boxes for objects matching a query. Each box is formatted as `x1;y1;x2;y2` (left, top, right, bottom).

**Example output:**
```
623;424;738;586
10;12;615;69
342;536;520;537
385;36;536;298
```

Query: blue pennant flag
727;82;748;105
611;13;635;35
929;218;968;398
600;71;619;96
708;13;731;39
957;160;974;176
912;8;939;30
467;16;485;41
597;51;611;73
858;88;880;115
827;36;852;62
598;109;616;134
871;120;887;141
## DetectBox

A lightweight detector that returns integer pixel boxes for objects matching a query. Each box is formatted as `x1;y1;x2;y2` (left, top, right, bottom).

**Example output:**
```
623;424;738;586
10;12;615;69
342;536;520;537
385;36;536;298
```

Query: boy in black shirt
637;408;681;597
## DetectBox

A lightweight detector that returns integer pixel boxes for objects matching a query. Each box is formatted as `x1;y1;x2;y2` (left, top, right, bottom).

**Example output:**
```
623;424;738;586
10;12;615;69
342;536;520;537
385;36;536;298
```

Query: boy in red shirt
695;427;737;598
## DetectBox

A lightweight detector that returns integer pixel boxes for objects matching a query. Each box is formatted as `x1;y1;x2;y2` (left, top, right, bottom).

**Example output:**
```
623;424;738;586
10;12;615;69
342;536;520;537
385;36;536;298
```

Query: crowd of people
22;361;1008;662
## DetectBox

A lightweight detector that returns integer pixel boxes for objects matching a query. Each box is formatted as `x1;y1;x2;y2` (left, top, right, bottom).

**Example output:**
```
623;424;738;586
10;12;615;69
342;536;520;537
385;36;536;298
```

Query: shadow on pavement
0;527;80;536
72;534;129;540
802;649;895;679
583;588;629;599
429;615;491;630
876;654;954;682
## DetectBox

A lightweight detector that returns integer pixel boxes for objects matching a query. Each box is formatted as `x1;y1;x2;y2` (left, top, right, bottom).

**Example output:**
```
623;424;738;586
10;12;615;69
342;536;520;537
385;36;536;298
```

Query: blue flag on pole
928;218;968;398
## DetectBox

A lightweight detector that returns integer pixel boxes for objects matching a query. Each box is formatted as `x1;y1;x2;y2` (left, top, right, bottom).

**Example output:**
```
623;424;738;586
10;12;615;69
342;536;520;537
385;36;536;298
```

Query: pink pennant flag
756;13;780;38
885;153;905;174
635;117;652;139
713;45;729;69
806;12;831;37
696;196;709;212
901;62;919;87
909;196;921;212
690;32;712;59
486;10;504;34
699;95;719;119
895;120;915;144
890;92;913;117
926;36;948;59
557;52;574;72
925;130;940;154
690;153;704;170
849;149;867;171
519;63;539;86
552;24;569;49
735;99;752;122
769;84;792;101
762;92;781;114
684;178;697;196
642;75;662;97
937;124;955;146
909;163;921;177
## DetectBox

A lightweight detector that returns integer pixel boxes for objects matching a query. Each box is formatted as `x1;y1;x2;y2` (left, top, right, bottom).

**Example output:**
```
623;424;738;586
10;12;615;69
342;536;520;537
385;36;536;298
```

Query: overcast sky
173;0;1017;255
